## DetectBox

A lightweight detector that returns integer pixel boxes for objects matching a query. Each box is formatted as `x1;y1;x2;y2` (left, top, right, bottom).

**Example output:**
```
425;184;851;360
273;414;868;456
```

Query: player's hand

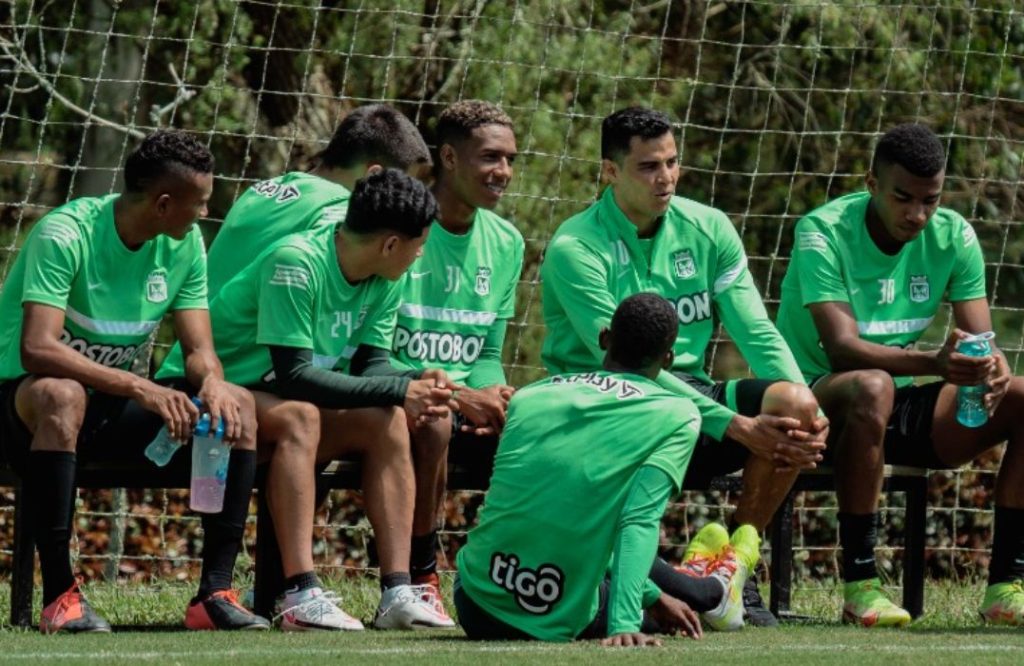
404;378;455;427
774;414;830;473
136;382;199;442
646;592;703;640
936;328;995;386
599;632;662;648
197;376;243;445
728;414;825;470
985;352;1011;416
456;385;512;436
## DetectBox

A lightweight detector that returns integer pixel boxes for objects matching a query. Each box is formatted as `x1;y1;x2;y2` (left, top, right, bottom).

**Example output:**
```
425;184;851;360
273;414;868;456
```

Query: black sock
839;512;879;583
410;531;438;579
28;451;78;605
381;572;412;591
197;449;256;598
284;571;320;594
988;506;1024;586
648;557;724;612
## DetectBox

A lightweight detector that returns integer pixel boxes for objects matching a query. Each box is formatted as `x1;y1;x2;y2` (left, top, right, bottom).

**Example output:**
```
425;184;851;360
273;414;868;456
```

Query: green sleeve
255;244;318;349
949;220;987;302
466;319;508;388
359;275;404;350
20;217;82;309
542;236;615;361
171;229;209;310
793;220;849;305
607;465;675;635
715;271;805;383
497;237;524;320
642;580;663;609
654;371;733;440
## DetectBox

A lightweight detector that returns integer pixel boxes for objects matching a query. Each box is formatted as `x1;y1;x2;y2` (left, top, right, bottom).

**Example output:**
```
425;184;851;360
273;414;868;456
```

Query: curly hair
872;123;946;178
601;107;673;162
607;292;678;370
345;168;437;238
123;130;213;193
435;100;514;147
318;104;430;171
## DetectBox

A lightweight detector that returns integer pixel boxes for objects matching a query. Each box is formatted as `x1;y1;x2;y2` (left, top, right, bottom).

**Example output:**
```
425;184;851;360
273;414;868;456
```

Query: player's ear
439;143;457;172
601;158;618;185
380;234;400;256
661;350;674;370
363;163;384;177
154;192;172;216
866;169;878;196
598;327;610;351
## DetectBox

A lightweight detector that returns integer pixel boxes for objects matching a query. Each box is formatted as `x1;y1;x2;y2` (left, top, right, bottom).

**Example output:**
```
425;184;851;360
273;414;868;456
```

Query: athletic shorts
812;377;946;469
447;412;499;479
678;375;780;490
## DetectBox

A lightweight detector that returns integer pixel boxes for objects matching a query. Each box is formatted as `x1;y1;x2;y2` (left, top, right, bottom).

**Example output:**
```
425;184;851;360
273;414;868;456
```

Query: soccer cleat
678;522;730;577
373;583;457;629
276;586;365;631
979;580;1024;626
39;580;112;635
701;524;761;632
410;573;456;628
184;589;271;631
742;574;779;628
842;578;911;627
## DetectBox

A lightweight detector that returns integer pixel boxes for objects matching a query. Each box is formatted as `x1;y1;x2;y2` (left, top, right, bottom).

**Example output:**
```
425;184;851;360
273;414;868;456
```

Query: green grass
1;578;1023;664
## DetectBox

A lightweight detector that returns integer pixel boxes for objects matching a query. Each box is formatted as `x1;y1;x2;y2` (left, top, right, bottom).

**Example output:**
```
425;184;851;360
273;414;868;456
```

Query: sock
381;572;412;591
648;557;724;612
197;449;256;599
839;512;879;584
988;506;1024;586
284;571;320;596
410;531;438;579
28;451;78;605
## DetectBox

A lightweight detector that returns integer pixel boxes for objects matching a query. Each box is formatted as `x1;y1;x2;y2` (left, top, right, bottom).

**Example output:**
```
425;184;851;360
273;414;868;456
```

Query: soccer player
541;106;826;627
456;293;716;645
158;168;455;630
777;123;1024;627
0;131;268;633
374;100;524;617
204;103;432;296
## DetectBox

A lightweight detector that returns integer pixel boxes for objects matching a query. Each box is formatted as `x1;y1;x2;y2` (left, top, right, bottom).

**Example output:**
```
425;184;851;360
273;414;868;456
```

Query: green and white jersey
157;224;400;388
0;195;208;381
206;171;349;296
390;209;524;387
777;191;986;386
456;370;700;642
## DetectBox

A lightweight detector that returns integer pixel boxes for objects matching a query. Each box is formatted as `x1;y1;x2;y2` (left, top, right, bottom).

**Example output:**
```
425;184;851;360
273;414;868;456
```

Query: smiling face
866;162;944;246
603;132;679;229
440;124;517;210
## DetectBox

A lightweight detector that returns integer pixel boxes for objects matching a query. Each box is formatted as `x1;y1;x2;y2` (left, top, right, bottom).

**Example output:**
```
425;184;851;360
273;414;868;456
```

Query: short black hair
872;123;946;178
344;168;437;238
435;100;514;148
601;107;673;162
607;293;678;370
319;104;431;171
123;130;213;193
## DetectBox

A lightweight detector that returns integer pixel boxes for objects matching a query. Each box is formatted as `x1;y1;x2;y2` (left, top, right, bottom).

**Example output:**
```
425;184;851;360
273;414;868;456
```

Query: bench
0;462;928;627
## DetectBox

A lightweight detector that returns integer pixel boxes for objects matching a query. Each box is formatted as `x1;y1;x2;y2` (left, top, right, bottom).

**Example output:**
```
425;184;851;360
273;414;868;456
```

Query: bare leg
410;417;452;538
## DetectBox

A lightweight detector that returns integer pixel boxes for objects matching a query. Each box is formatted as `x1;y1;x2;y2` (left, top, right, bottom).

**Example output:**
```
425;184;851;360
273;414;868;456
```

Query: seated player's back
206;171;349;295
456;370;699;641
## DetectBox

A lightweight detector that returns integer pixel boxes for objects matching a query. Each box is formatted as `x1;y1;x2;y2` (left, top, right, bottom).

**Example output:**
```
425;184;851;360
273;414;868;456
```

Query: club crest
475;266;492;296
909;275;930;303
672;249;696;279
146;270;168;303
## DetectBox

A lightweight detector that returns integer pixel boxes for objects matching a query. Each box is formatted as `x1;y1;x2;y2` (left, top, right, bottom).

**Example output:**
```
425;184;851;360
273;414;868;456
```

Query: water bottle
190;407;229;513
144;426;182;467
956;331;995;428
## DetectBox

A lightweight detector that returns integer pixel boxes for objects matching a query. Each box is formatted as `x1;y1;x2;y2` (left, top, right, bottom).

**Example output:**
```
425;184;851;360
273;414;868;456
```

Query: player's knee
844;370;895;424
24;378;88;449
411;413;452;461
231;387;258;451
762;381;818;428
277;400;321;456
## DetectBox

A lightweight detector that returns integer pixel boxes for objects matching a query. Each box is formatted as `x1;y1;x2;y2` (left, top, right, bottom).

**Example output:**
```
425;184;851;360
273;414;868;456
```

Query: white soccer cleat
275;586;365;631
372;583;457;629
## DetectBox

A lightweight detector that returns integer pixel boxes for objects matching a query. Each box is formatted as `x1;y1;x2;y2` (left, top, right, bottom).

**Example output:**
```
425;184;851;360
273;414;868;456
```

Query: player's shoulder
474;208;524;248
797;191;868;235
666;195;733;242
32;195;114;247
243;171;349;208
925;205;974;249
548;200;609;252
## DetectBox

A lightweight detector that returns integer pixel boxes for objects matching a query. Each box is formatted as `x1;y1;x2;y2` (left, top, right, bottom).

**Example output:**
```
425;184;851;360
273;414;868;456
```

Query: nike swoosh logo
854;557;875;565
617;269;630;280
87;280;103;290
410;271;431;279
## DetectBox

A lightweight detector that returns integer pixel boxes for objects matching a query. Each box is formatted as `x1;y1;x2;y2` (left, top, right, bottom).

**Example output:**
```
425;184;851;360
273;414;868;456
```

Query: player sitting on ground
540;106;826;627
776;123;1024;627
360;100;524;622
0;131;268;633
455;293;713;646
157;169;455;630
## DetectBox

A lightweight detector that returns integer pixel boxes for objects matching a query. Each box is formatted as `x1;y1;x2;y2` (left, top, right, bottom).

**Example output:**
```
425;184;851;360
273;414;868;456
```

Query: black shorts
678;376;780;490
0;376;171;475
447;412;499;477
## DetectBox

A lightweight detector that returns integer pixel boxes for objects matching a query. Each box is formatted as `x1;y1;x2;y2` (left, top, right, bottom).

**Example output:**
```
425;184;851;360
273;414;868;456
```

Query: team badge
475;267;492;296
909;275;930;303
146;271;168;303
672;249;697;279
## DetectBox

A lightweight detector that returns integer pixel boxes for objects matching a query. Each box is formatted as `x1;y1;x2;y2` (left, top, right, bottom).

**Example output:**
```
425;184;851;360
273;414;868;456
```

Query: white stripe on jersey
713;255;748;296
857;317;934;336
398;303;497;326
65;306;161;336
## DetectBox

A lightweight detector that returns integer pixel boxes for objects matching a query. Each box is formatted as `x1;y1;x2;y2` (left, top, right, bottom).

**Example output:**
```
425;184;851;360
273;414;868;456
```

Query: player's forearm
269;344;409;408
655;370;732;440
824;336;938;377
719;278;804;383
182;347;225;389
607;465;675;635
21;338;151;399
466;321;508;388
349;344;422;380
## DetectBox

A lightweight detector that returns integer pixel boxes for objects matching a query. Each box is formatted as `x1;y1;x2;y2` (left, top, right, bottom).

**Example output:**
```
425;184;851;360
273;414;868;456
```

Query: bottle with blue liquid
956;331;995;428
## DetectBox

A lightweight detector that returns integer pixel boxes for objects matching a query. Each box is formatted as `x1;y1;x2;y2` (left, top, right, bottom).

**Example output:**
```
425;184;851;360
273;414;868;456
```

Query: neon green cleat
842;578;911;628
980;580;1024;626
702;524;761;632
678;522;729;577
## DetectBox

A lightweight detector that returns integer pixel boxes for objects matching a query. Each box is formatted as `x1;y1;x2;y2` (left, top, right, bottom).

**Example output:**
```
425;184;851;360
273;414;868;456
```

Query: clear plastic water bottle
190;408;229;513
144;425;183;467
956;331;995;428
